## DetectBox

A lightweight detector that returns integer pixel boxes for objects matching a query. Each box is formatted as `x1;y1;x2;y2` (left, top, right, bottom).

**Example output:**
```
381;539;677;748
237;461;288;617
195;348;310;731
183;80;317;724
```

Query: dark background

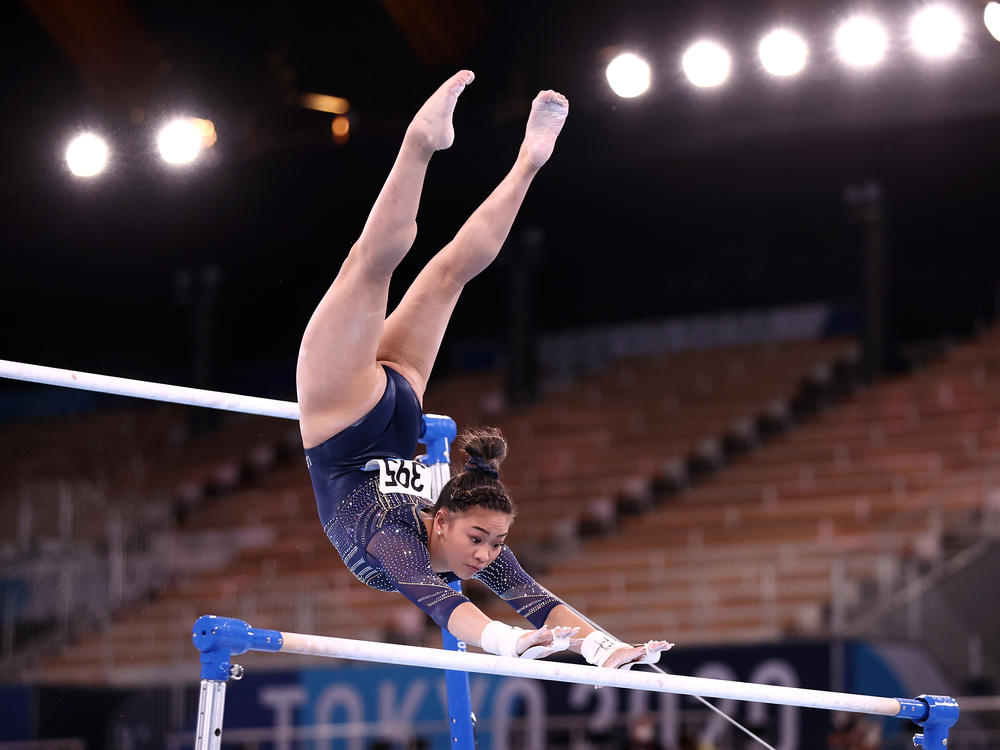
2;0;999;394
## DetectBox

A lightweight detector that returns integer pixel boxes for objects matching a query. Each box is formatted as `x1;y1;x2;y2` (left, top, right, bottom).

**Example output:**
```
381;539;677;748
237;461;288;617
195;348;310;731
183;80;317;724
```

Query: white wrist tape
480;620;527;658
581;631;628;667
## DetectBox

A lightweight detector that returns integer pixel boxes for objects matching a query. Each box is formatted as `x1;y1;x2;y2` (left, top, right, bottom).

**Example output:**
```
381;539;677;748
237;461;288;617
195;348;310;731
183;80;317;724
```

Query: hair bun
460;426;508;474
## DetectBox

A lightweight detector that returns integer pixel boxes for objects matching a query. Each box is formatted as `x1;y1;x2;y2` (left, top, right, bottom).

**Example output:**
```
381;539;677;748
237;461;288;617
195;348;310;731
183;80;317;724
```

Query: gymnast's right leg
297;70;475;449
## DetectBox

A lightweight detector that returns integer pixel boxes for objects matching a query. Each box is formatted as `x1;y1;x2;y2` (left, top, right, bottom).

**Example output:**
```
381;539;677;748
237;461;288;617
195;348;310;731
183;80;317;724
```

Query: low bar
278;630;902;715
193;616;959;743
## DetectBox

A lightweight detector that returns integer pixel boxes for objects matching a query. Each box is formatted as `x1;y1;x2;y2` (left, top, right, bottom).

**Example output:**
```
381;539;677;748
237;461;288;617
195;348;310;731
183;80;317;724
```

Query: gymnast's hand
573;633;675;670
601;639;674;669
516;625;579;659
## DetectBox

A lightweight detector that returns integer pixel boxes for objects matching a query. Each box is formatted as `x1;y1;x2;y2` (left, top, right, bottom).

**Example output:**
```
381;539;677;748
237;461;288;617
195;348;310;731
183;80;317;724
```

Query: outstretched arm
475;546;673;668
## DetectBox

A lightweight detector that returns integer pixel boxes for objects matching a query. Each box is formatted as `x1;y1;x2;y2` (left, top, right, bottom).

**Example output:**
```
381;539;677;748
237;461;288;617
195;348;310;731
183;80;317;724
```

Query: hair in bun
433;426;515;517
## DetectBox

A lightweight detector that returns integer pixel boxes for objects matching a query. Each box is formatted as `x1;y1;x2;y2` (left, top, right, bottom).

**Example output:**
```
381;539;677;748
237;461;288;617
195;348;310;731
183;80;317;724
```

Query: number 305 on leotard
372;458;432;501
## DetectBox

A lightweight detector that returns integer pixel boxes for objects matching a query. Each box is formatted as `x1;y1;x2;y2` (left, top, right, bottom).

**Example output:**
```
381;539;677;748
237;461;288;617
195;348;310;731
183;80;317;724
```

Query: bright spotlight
910;5;964;58
157;118;203;165
985;2;1000;43
682;40;731;88
65;133;109;177
605;53;651;98
835;16;889;68
759;29;809;77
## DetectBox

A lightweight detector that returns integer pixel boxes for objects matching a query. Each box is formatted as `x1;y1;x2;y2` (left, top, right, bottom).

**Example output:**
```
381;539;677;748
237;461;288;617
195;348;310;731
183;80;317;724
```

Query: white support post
195;680;227;750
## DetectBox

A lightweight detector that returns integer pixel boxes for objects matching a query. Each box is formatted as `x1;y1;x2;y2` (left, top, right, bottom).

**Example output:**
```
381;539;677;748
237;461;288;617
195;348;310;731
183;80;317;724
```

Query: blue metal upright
440;580;477;749
419;414;476;750
895;694;960;749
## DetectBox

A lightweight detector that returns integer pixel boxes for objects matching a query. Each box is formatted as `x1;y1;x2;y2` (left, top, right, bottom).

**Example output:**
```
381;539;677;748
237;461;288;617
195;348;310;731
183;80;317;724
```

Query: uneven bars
0;359;299;420
192;616;959;740
2;358;960;744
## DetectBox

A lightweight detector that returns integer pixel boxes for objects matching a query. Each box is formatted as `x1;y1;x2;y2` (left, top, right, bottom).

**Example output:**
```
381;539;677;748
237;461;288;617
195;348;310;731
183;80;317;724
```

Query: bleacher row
10;329;999;685
0;404;302;550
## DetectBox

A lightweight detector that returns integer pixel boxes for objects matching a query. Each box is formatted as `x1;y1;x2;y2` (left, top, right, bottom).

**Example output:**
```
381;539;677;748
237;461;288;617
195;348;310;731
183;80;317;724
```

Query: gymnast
298;71;672;668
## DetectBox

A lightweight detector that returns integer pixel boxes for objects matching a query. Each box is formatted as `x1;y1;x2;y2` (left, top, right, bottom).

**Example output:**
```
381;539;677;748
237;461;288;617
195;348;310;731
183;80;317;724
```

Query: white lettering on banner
748;659;801;750
250;656;803;748
313;685;365;750
259;685;307;750
492;679;546;750
694;662;739;748
624;687;680;749
377;679;429;743
568;681;618;736
653;691;680;749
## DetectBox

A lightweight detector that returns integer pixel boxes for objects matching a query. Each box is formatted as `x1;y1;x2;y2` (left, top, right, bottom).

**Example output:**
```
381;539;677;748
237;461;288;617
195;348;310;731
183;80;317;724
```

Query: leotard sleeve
474;545;563;628
365;525;469;630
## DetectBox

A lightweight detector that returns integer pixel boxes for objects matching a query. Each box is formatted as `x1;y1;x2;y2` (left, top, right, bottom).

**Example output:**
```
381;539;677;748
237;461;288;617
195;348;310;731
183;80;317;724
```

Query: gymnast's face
434;507;511;579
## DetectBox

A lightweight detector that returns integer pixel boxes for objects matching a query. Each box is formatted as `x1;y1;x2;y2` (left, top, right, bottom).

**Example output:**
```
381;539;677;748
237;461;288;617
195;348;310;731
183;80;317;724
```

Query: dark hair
433;427;516;518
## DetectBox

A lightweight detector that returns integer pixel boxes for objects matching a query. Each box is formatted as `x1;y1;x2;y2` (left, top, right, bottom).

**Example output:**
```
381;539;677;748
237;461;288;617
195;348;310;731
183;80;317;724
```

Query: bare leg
378;90;570;401
297;71;475;448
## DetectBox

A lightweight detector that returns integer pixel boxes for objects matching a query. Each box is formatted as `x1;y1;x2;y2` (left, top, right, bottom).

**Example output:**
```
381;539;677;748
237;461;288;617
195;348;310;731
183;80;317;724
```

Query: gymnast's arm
365;526;562;653
477;545;673;668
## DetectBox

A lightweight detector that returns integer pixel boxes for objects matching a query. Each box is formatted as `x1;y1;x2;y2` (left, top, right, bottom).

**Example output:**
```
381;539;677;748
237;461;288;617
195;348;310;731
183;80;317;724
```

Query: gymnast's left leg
376;89;569;398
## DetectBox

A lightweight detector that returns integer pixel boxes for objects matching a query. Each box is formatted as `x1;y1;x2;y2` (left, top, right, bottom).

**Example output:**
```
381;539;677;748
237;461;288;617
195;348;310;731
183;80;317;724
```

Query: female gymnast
298;71;672;668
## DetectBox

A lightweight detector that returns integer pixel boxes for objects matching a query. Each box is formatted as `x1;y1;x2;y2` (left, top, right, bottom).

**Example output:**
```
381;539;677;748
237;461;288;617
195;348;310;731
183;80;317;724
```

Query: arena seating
516;328;1000;646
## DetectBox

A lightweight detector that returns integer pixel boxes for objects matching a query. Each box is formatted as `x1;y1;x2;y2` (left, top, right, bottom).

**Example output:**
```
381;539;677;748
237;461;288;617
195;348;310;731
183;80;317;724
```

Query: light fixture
910;5;964;58
606;53;651;98
759;29;809;77
835;16;889;68
985;2;1000;42
682;40;732;88
65;133;109;177
157;118;204;165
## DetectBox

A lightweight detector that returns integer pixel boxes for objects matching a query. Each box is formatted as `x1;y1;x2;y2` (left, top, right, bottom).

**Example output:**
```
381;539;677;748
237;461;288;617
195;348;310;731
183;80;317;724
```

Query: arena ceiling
1;0;999;377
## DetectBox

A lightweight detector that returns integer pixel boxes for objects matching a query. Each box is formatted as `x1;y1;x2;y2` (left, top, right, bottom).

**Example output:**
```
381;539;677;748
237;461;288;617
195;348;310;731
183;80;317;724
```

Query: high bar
0;359;300;420
192;615;941;722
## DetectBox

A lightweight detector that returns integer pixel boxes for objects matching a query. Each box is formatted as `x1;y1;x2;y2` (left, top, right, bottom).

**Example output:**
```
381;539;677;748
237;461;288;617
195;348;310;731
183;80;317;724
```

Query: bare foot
406;70;475;154
520;90;569;169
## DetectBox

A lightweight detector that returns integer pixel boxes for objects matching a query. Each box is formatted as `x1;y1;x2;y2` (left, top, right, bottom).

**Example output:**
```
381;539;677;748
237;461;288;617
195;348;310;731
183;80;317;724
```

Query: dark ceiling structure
2;1;999;387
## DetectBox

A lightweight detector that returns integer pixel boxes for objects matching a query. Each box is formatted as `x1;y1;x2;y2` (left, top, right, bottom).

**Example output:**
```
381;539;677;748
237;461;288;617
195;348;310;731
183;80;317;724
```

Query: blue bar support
420;414;456;467
441;580;477;749
896;694;959;749
192;614;282;681
419;415;475;749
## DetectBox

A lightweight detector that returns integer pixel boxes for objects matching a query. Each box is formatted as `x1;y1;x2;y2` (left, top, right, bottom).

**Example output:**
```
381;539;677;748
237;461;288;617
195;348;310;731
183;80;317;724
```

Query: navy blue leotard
305;366;562;630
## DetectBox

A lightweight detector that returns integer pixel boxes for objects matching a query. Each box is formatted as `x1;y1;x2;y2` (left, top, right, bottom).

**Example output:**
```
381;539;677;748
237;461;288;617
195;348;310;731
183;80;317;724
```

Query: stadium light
157;118;204;165
759;29;809;77
910;5;964;58
682;40;731;88
332;115;350;144
985;2;1000;42
835;16;889;68
65;133;109;178
605;53;651;98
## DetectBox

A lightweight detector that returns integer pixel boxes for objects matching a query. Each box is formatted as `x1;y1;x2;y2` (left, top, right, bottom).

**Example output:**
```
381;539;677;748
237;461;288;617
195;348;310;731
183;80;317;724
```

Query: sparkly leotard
305;366;562;630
